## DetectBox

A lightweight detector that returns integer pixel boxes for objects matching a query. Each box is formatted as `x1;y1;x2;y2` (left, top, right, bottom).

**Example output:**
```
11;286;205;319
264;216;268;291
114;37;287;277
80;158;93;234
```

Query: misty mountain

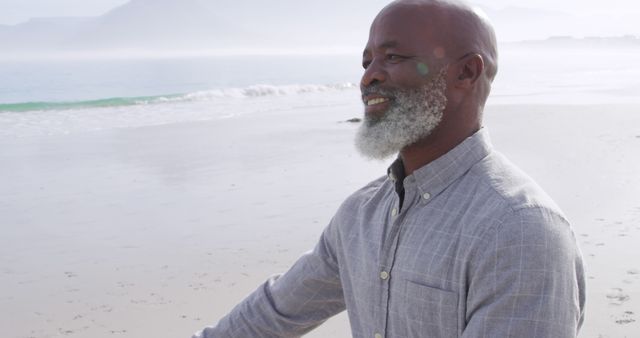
505;35;640;49
62;0;247;49
193;0;385;47
480;6;577;42
0;0;387;53
0;0;252;52
0;17;94;50
482;6;639;42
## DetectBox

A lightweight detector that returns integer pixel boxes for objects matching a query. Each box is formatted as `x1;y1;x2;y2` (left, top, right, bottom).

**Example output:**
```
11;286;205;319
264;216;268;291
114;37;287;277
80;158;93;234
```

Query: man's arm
192;225;345;338
463;207;586;337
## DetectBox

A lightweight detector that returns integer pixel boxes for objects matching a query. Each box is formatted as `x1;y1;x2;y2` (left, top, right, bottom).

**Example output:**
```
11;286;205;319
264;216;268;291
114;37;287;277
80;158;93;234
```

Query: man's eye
362;60;372;69
386;54;405;62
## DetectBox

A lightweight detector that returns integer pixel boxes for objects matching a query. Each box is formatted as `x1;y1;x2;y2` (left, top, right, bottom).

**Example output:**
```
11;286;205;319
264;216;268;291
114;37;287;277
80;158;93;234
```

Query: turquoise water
0;94;184;112
0;54;362;106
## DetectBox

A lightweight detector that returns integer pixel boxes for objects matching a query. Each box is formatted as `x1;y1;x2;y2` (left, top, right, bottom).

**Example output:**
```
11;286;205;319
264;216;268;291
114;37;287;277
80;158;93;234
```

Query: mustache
360;84;398;98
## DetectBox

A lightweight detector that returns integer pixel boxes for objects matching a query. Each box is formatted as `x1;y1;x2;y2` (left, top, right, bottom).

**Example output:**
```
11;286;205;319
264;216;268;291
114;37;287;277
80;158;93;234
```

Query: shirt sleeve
192;225;346;338
462;206;586;338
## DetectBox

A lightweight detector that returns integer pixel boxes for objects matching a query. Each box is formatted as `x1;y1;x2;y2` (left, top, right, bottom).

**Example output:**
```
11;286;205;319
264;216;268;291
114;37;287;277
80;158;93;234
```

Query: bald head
379;0;498;81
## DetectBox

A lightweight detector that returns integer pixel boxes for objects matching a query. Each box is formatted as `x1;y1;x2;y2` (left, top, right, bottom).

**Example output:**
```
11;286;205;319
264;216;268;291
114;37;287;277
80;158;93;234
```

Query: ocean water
1;47;639;137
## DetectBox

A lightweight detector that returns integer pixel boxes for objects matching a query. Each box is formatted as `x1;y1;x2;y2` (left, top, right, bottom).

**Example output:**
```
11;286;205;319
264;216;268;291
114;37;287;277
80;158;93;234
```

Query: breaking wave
0;83;357;113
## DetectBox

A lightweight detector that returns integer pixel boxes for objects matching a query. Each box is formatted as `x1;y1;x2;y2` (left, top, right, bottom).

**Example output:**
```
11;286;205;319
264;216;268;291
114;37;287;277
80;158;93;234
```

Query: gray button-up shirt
193;129;586;338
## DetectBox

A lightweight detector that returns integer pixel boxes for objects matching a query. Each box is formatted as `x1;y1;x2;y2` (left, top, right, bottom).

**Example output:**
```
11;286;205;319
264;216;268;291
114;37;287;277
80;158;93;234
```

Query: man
193;0;586;337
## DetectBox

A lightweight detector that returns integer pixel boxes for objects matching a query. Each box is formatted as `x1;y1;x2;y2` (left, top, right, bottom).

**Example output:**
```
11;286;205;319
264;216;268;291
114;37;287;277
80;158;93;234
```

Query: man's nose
360;60;387;88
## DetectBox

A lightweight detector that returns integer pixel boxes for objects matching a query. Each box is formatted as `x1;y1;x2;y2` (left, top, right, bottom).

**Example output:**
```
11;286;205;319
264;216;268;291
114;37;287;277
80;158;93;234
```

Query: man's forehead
364;7;440;53
372;5;429;32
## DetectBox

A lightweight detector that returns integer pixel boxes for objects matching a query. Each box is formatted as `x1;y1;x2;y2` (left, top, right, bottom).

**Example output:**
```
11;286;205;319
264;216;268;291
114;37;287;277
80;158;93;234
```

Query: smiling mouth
366;97;390;106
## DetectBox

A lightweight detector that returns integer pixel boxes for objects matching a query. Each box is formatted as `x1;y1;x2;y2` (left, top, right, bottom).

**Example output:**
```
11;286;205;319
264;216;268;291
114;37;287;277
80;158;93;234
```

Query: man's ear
455;54;484;88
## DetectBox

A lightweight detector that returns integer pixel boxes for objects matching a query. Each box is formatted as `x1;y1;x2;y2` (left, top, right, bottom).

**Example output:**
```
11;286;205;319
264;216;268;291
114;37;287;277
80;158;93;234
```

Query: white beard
355;67;448;160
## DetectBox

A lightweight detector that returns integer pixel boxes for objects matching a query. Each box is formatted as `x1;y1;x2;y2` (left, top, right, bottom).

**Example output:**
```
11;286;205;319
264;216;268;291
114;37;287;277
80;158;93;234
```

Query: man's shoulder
321;175;390;238
468;151;566;218
463;152;578;260
338;175;390;212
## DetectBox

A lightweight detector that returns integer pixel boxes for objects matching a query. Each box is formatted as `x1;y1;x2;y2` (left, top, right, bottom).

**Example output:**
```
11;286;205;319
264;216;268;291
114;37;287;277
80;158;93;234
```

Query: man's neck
399;125;480;176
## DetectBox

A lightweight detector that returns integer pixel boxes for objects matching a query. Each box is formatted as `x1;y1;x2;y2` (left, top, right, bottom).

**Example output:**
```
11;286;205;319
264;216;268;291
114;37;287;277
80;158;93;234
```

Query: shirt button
391;208;398;216
380;271;389;280
422;192;431;200
374;334;383;338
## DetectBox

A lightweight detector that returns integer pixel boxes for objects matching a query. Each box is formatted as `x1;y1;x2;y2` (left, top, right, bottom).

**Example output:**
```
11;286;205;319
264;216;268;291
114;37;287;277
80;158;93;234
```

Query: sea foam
0;83;357;113
0;83;360;138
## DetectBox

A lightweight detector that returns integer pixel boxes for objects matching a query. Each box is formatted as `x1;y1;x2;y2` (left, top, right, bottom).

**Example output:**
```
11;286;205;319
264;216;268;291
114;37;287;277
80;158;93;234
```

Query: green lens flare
417;63;430;76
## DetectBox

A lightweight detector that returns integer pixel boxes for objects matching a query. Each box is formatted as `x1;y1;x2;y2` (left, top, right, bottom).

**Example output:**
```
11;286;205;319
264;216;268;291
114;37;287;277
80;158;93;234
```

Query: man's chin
354;131;401;161
361;112;387;128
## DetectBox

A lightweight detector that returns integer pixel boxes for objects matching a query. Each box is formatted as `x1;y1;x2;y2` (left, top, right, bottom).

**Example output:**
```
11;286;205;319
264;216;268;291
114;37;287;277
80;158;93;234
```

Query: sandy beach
1;99;639;337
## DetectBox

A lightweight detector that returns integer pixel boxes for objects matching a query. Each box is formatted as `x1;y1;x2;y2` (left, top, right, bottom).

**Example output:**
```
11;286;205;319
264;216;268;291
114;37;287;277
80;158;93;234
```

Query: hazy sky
1;0;639;43
0;0;127;24
1;0;639;25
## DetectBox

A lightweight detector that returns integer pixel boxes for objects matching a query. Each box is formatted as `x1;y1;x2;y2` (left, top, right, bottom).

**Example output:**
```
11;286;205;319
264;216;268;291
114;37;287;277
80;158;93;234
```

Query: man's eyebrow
379;40;398;49
363;40;399;57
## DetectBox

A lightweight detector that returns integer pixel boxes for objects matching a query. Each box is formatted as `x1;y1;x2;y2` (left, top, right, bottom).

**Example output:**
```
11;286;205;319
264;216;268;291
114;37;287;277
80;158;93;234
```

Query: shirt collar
387;128;493;200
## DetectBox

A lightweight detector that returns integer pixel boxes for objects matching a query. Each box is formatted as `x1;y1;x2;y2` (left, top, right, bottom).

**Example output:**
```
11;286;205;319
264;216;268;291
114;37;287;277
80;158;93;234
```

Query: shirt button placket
380;198;401;338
